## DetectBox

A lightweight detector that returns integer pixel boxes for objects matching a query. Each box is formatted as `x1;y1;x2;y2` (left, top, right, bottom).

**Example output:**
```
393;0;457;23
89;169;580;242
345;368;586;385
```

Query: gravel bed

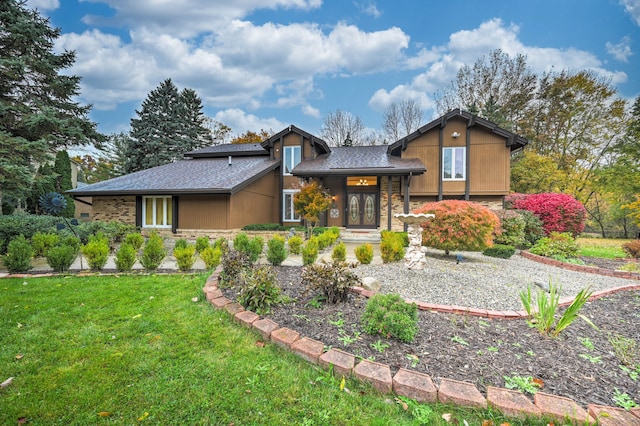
353;251;638;311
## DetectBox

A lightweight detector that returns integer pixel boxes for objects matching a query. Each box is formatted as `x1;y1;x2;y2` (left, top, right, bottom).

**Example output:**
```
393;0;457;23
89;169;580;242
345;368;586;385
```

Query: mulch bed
220;260;640;409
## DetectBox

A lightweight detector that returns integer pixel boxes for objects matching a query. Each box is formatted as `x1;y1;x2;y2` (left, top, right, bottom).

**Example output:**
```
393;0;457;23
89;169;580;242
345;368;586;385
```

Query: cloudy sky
27;0;640;143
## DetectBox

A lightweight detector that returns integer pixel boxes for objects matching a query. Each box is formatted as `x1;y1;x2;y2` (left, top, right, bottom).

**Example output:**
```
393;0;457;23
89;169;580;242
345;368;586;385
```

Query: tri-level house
68;109;528;233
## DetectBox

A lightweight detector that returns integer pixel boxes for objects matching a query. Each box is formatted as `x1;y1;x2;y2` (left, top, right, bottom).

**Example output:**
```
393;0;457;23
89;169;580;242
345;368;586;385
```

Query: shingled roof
184;143;268;158
67;157;279;196
292;145;426;176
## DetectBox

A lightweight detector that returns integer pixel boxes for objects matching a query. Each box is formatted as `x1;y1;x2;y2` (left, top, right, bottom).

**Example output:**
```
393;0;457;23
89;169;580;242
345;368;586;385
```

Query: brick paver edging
520;251;640;281
204;269;640;425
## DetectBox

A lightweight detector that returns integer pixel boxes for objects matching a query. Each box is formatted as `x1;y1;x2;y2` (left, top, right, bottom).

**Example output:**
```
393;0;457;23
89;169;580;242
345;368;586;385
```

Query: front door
347;192;377;228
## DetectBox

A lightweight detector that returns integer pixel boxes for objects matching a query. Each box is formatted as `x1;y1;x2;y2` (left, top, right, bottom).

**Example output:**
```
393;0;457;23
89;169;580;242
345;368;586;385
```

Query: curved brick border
520;251;640;281
204;269;640;426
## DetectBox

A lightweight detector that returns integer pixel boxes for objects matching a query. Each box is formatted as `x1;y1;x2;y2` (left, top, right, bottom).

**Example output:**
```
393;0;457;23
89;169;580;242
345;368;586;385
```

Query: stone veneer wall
92;196;136;224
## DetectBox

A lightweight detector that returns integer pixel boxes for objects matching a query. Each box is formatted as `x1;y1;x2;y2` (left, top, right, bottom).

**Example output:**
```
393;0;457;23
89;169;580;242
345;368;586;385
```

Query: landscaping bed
220;264;640;411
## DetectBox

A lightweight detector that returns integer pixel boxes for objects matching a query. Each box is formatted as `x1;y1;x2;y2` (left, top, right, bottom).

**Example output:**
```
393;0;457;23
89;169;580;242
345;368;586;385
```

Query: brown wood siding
229;172;278;228
179;195;229;229
324;176;344;227
468;128;510;194
404;129;439;194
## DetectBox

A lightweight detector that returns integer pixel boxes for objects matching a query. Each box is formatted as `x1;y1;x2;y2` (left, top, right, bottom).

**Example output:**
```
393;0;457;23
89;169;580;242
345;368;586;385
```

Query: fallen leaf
481;420;494;426
1;377;14;388
98;412;111;417
18;417;27;425
442;413;452;422
245;389;252;394
111;352;123;357
532;378;544;388
17;323;23;328
15;354;23;360
395;397;409;411
255;341;265;348
339;376;345;391
191;297;199;302
132;314;142;319
137;412;149;421
499;423;511;426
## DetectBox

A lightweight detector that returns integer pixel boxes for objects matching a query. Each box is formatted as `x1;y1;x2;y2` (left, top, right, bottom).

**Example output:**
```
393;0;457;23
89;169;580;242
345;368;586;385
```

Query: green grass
0;274;549;425
577;237;630;259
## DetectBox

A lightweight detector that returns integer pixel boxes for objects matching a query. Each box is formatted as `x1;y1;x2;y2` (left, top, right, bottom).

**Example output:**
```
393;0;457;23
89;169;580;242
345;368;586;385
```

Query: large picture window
142;196;172;228
443;147;466;180
283;190;300;222
283;146;301;175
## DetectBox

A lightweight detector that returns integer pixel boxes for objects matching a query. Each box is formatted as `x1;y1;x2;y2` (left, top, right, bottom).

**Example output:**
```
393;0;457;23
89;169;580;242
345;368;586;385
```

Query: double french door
346;192;377;228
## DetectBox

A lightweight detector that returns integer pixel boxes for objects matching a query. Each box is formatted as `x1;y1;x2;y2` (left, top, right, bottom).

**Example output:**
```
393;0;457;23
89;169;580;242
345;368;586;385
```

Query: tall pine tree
125;79;213;173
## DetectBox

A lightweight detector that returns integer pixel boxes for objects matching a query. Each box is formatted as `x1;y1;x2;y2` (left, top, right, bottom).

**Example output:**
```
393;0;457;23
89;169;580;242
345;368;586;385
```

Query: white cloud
301;104;321;118
214;109;285;134
26;0;59;10
356;1;381;18
621;0;640;25
606;36;633;62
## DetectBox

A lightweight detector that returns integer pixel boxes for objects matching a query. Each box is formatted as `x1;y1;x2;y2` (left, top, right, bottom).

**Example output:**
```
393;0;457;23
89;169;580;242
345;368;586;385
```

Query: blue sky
26;0;640;148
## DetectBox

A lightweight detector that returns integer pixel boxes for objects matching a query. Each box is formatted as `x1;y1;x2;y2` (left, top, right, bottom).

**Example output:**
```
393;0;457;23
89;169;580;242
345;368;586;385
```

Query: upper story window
443;147;466;181
142;196;172;228
283;146;301;175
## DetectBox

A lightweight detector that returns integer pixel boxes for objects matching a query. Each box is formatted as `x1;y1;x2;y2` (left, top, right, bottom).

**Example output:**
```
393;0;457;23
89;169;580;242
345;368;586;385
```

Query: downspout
403;172;413;232
465;125;471;201
438;127;443;201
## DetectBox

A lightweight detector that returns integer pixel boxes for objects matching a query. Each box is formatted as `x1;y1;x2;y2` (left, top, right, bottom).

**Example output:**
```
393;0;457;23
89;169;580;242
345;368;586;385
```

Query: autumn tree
0;0;103;212
293;181;332;237
231;129;272;144
321;110;367;146
382;99;423;142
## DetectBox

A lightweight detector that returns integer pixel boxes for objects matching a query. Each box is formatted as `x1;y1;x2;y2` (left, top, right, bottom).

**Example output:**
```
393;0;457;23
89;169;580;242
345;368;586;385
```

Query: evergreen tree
125;79;214;173
0;0;103;212
53;151;75;217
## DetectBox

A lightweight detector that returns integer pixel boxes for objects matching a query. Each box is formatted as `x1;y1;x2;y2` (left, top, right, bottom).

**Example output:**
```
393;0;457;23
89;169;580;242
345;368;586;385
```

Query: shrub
195;236;210;253
174;238;188;251
238;265;281;315
234;233;263;262
124;232;144;250
509;192;586;236
381;230;408;247
139;232;166;271
0;214;62;254
287;235;303;255
219;249;251;288
332;242;347;262
81;233;110;272
483;244;516;259
266;237;287;266
46;237;80;273
493;210;526;248
233;233;250;253
517;209;545;247
114;243;136;272
213;237;229;255
622;240;640;259
380;232;405;263
316;231;335;250
4;235;32;273
413;200;501;254
31;232;60;257
530;232;579;259
174;244;196;272
362;294;419;343
355;243;374;264
302;238;319;265
302;261;361;303
200;246;222;270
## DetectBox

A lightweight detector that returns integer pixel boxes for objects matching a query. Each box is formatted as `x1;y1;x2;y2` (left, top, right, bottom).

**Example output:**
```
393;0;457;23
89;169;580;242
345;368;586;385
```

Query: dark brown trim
387;176;392;231
403;174;412;232
71;197;92;206
438;127;443;201
135;196;142;228
465;125;471;201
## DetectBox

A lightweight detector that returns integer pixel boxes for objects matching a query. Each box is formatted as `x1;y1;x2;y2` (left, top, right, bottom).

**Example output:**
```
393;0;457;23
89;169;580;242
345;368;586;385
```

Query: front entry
347;192;377;228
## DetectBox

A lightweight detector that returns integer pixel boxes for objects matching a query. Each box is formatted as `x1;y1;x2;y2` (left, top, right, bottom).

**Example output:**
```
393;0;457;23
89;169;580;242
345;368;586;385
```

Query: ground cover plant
0;275;547;426
577;237;629;259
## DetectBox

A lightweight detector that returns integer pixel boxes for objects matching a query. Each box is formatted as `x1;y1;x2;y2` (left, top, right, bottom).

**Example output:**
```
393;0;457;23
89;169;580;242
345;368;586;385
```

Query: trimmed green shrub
114;243;136;272
302;237;319;266
0;214;62;254
31;232;60;257
316;231;335;250
380;232;405;263
287;235;303;255
622;240;640;259
241;223;287;231
331;242;346;262
233;233;250;253
483;244;516;259
266;237;287;266
494;210;526;248
195;236;210;253
46;237;80;273
219;249;251;288
174;244;196;272
124;233;144;250
302;261;361;303
355;243;374;264
381;230;408;247
530;232;579;259
140;232;166;271
4;235;33;273
82;233;110;272
238;265;281;315
362;294;419;343
213;237;229;255
233;233;263;262
200;246;222;270
174;238;188;251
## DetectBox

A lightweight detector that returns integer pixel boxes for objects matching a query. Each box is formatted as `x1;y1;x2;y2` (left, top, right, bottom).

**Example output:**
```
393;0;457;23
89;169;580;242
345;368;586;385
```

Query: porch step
339;229;381;243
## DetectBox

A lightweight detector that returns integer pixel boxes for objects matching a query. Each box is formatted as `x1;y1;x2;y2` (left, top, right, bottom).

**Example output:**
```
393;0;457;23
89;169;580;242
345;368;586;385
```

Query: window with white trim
443;147;466;180
283;190;301;222
283;146;301;175
142;196;173;228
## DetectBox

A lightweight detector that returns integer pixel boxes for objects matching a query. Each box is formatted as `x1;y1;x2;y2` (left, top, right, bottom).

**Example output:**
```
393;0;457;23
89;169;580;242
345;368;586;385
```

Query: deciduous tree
382;99;423;142
293;181;332;237
321;110;367;146
231;129;272;144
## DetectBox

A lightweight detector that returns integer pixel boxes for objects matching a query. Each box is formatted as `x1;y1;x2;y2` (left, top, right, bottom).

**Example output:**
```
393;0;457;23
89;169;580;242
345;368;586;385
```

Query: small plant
619;262;639;272
493;209;526;248
451;335;469;346
487;346;499;353
238;265;281;315
316;231;335;251
301;237;318;266
287;235;303;255
4;235;33;273
526;350;536;357
380;232;405;263
622;239;640;259
302;261;360;303
195;236;210;253
247;236;263;262
124;232;144;250
503;375;541;395
405;354;419;368
305;296;324;309
579;354;602;364
174;238;188;251
612;388;638;410
362;293;419;343
46;237;80;273
213;237;229;254
139;231;167;271
31;232;59;257
114;243;137;272
579;336;595;351
200;246;222;270
338;332;360;346
331;241;346;262
354;243;374;264
82;232;110;272
608;333;637;366
482;244;515;259
219;249;251;287
619;364;640;381
530;232;579;258
266;236;287;266
370;339;390;354
174;244;196;272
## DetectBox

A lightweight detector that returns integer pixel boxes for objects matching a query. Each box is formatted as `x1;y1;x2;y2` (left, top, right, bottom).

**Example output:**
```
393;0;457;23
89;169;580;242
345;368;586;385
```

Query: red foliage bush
413;200;500;253
509;193;586;236
622;240;640;259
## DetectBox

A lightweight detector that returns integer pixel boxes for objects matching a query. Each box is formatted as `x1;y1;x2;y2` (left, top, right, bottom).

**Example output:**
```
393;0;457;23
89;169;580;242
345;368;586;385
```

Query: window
142;196;172;228
443;147;466;180
283;146;301;175
283;190;300;222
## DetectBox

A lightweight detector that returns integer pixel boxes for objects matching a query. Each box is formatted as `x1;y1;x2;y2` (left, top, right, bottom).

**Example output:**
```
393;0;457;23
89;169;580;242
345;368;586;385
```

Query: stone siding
93;196;136;224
